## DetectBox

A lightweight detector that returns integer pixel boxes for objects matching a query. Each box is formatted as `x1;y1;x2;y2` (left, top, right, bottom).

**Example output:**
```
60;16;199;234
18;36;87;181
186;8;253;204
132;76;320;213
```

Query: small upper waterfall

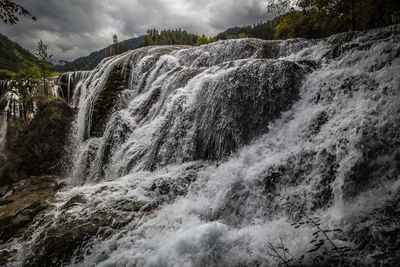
16;25;400;266
58;71;91;106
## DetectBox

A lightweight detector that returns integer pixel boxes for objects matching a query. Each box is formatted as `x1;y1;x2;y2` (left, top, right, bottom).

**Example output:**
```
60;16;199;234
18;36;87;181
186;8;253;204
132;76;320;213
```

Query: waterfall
17;25;400;266
0;114;6;151
58;71;91;106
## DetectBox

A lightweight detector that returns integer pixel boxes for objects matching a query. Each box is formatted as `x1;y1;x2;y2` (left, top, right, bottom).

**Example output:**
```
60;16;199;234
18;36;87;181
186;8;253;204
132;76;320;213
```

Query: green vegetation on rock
89;63;127;138
0;98;74;185
0;33;39;79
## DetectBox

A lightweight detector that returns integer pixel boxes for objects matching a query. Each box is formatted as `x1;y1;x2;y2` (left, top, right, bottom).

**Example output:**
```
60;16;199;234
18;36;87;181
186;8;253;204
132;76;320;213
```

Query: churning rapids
14;25;400;266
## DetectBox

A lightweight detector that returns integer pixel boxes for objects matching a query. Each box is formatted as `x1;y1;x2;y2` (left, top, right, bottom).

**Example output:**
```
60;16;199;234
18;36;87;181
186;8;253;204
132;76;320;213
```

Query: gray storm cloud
0;0;273;61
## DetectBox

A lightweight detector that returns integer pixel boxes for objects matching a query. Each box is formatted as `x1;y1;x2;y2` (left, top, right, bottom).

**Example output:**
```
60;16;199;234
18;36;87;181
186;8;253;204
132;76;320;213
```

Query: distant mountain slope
214;17;282;41
0;33;38;79
223;27;240;36
54;36;144;72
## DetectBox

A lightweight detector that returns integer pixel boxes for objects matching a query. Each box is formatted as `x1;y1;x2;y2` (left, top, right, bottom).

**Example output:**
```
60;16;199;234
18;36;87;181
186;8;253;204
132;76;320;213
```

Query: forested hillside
273;0;400;39
0;33;38;79
54;36;144;72
214;17;281;40
139;29;199;47
56;29;201;72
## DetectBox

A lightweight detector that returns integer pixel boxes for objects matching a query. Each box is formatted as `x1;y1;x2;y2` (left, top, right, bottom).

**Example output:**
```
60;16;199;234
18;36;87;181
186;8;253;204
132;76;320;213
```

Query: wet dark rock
0;185;10;198
302;111;329;138
349;195;400;266
0;175;62;264
114;199;146;212
311;150;337;209
296;60;320;72
149;164;201;199
343;121;400;200
326;31;361;46
61;194;87;210
23;207;113;266
260;41;280;59
24;219;100;267
23;186;152;266
0;249;11;266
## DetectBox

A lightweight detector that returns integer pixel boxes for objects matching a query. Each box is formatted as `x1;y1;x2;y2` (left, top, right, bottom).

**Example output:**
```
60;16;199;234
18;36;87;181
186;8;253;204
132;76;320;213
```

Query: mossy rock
1;98;75;185
31;177;44;185
0;160;19;186
24;221;99;266
89;63;129;138
0;175;60;243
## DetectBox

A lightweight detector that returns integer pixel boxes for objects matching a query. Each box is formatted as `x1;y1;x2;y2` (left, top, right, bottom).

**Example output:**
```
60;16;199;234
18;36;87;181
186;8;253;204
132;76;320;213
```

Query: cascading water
0;114;7;151
58;71;91;106
17;25;400;266
0;81;9;151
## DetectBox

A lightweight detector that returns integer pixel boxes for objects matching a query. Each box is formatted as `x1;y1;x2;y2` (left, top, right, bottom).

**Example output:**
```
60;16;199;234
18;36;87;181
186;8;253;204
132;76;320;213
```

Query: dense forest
273;0;400;39
140;29;200;47
214;18;281;41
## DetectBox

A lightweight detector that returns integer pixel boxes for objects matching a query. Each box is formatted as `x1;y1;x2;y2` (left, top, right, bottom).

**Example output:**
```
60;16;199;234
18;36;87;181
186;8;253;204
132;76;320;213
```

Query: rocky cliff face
2;25;400;266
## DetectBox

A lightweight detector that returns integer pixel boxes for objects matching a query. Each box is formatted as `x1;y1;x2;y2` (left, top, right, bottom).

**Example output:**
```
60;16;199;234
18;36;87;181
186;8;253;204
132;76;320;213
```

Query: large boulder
0;98;75;186
0;175;63;264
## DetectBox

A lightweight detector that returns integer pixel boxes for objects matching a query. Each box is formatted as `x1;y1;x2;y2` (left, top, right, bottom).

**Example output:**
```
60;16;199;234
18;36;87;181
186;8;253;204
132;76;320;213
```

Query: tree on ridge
35;40;52;96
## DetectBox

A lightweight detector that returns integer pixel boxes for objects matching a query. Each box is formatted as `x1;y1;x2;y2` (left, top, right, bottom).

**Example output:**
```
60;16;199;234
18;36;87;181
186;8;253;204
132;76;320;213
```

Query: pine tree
112;34;119;56
35;40;52;96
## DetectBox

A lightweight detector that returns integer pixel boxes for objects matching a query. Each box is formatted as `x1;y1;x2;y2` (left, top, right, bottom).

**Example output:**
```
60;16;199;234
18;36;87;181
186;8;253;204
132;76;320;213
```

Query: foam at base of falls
17;25;400;266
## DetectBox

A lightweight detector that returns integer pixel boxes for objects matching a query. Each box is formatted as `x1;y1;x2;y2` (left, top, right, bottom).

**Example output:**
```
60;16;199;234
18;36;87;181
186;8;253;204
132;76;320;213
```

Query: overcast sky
0;0;277;61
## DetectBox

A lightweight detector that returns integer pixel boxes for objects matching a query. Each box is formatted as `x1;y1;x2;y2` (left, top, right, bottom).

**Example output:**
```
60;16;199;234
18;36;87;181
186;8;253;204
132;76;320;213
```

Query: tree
267;0;297;14
112;34;119;55
105;46;111;57
139;28;199;47
196;35;211;46
0;0;36;24
35;40;52;96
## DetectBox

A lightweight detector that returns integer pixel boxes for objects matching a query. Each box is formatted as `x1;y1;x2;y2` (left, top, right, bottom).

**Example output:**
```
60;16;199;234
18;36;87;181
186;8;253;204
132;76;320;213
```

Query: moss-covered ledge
0;98;75;186
89;63;129;138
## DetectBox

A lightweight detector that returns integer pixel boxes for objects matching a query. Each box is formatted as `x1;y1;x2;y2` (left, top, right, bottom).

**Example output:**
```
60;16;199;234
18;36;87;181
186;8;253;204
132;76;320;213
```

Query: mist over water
18;25;400;266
